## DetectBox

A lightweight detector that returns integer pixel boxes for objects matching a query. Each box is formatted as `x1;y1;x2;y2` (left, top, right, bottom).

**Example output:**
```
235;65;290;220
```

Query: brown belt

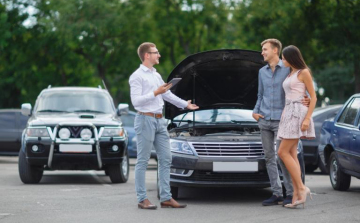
138;112;163;119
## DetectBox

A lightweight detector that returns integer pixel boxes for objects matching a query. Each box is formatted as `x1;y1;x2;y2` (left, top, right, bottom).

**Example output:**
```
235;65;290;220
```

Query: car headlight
80;128;92;140
58;128;71;139
170;139;194;155
27;128;50;137
101;128;125;137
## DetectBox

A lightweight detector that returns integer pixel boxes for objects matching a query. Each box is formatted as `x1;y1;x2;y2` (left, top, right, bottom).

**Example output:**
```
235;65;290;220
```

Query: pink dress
277;70;315;139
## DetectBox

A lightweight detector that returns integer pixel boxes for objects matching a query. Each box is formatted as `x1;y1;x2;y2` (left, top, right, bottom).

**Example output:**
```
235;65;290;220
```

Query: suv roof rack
98;85;102;89
47;85;51;89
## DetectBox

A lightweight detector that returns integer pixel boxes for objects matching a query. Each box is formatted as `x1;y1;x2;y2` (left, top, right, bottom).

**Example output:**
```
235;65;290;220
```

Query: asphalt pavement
0;157;359;223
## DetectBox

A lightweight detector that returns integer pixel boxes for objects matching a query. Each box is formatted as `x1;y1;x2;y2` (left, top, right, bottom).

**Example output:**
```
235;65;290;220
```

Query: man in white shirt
129;42;199;209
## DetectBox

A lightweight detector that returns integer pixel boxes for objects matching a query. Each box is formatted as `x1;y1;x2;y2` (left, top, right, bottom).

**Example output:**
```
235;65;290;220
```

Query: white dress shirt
129;64;188;114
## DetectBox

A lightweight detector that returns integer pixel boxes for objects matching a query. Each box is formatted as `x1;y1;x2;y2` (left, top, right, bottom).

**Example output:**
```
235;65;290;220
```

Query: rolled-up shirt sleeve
129;76;156;108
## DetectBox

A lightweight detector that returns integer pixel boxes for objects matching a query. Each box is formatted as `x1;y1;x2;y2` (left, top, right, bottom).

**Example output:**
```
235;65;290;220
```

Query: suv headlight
27;127;50;137
101;128;125;137
170;139;194;155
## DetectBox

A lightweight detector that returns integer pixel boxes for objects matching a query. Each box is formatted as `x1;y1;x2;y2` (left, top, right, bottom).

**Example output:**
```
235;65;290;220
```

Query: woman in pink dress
277;45;317;208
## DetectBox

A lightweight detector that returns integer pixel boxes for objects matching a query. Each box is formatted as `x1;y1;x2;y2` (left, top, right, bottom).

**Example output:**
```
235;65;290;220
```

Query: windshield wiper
72;109;105;113
37;109;69;113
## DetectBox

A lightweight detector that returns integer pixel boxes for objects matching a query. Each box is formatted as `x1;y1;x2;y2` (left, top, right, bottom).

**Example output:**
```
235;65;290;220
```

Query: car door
350;99;360;173
333;98;360;171
0;111;18;154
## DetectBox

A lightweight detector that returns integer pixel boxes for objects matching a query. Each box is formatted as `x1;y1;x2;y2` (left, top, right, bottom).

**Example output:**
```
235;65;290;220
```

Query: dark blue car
121;110;137;158
318;94;360;190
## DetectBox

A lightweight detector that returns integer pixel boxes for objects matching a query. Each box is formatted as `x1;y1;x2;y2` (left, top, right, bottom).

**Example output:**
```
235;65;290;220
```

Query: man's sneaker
282;195;293;206
262;195;284;206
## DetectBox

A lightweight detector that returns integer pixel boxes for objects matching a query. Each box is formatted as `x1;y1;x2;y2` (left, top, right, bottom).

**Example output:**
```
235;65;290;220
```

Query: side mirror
21;103;32;116
118;103;129;115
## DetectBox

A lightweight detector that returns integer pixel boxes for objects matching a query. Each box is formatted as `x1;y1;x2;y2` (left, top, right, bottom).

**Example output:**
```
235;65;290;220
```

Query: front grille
57;126;94;139
190;142;264;157
172;170;269;182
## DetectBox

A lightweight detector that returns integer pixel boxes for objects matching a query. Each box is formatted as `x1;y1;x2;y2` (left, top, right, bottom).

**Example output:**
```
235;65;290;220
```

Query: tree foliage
0;0;359;108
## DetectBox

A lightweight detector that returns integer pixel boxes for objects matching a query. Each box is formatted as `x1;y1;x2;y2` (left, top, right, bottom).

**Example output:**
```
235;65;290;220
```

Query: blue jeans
258;118;293;197
134;114;172;203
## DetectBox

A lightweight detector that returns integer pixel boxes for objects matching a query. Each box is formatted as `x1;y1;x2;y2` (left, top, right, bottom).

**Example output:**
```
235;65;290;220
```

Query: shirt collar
266;59;283;69
140;64;156;73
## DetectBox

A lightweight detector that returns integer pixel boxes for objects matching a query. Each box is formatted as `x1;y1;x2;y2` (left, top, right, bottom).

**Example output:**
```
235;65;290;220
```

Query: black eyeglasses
147;51;160;55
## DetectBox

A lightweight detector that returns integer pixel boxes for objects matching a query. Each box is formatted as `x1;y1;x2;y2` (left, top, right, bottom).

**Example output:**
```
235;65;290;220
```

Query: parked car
318;94;360;191
120;110;157;159
120;110;137;158
0;109;29;156
158;49;305;198
302;104;343;173
18;87;129;184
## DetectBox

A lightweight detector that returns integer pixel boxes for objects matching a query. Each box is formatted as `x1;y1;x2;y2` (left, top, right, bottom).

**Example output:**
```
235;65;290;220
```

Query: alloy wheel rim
122;155;128;176
331;158;338;184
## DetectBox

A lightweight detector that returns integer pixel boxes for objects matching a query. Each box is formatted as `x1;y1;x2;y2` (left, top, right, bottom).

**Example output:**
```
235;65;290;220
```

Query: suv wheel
329;152;351;191
108;150;129;183
18;151;43;184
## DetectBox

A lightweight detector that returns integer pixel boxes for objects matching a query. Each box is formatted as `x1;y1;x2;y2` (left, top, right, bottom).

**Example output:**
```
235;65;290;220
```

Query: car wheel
318;157;329;174
18;151;43;184
171;186;179;199
305;164;318;173
329;152;351;191
108;151;129;183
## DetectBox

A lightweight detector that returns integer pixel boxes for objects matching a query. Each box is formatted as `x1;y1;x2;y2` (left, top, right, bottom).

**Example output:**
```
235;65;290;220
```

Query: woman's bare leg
278;139;306;204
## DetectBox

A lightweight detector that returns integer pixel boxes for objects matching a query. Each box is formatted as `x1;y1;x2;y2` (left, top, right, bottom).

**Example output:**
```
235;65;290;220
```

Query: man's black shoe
282;195;293;206
262;195;284;206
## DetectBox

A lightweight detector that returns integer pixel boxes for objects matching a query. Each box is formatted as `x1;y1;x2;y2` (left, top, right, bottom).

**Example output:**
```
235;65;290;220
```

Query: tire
18;151;43;184
171;186;179;199
305;164;318;173
318;157;329;174
329;152;351;191
108;151;129;183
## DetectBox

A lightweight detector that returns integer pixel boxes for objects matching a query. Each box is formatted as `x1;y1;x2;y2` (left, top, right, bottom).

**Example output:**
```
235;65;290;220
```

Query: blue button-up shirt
253;60;290;120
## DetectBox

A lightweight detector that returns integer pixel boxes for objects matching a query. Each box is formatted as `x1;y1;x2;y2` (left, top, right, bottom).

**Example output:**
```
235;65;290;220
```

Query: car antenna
102;79;108;91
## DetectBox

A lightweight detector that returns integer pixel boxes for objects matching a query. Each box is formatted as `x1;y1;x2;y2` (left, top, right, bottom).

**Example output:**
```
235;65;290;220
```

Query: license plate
59;144;92;153
213;162;258;172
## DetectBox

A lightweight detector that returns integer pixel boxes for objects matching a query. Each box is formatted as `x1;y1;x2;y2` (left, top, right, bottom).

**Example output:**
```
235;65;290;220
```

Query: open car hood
165;49;265;119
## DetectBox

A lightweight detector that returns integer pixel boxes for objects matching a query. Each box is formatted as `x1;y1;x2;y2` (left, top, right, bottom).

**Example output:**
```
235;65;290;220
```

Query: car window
20;115;29;129
338;98;360;126
0;112;16;129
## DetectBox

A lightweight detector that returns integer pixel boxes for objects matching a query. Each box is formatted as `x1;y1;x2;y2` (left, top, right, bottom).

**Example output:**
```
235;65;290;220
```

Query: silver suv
18;87;129;184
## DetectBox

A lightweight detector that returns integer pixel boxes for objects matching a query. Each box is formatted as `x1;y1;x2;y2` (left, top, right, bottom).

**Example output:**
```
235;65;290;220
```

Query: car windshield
173;109;255;125
35;91;115;113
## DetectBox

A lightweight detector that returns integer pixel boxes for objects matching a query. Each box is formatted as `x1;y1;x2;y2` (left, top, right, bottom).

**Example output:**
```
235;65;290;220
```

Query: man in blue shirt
253;39;309;206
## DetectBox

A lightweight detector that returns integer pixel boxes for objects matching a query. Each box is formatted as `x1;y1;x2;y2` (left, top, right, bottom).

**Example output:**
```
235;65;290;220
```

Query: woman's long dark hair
282;45;311;74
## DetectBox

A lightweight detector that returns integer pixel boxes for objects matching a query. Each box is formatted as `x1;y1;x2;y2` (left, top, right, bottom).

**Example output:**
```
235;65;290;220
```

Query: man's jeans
134;114;172;203
258;118;293;197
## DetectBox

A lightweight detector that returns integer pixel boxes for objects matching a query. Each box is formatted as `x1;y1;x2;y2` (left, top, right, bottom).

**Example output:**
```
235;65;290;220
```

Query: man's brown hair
137;42;156;62
261;39;282;56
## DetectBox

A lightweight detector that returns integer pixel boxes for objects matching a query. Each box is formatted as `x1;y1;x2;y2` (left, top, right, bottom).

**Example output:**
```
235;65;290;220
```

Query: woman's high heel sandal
284;187;314;209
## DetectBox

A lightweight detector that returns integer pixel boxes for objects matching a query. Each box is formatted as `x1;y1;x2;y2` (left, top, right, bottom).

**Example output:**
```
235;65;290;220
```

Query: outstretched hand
186;100;199;110
154;83;172;96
